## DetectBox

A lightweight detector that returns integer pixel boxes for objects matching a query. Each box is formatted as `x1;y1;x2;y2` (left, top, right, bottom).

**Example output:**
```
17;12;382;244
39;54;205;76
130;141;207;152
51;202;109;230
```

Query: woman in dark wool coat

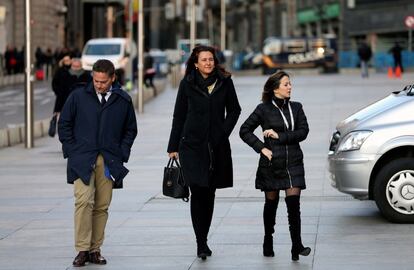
167;45;241;260
239;70;311;261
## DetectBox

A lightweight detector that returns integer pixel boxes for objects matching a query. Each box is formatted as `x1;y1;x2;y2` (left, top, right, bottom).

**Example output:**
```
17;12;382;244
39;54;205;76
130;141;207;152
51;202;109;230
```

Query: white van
328;84;414;223
81;38;136;84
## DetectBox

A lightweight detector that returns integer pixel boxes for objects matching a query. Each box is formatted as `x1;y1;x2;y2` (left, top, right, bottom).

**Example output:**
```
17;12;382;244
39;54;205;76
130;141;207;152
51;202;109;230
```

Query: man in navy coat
58;59;137;267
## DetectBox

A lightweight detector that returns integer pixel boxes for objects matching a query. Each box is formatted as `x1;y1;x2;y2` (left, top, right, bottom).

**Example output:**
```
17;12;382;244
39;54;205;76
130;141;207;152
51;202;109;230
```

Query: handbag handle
166;158;186;187
166;157;181;168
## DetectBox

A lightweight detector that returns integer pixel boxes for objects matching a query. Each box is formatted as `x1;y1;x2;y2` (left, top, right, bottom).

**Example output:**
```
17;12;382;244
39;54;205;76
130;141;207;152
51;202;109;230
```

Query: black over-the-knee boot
285;195;311;261
263;197;278;257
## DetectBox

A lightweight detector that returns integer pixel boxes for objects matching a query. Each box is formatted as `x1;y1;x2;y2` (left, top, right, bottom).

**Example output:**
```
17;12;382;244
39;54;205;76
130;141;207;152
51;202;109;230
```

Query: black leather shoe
72;251;89;267
292;247;311;261
89;251;107;265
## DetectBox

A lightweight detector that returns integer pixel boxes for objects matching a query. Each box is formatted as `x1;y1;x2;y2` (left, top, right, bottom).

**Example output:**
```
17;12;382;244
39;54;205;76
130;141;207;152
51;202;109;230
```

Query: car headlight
337;130;372;152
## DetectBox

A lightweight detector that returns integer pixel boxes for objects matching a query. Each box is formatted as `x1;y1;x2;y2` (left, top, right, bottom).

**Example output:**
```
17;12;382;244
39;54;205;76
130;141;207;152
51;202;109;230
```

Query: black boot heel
292;246;311;261
263;235;274;257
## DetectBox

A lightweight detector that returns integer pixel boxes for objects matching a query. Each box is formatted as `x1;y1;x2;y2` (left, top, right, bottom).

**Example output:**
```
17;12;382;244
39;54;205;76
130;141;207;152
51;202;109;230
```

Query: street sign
405;15;414;29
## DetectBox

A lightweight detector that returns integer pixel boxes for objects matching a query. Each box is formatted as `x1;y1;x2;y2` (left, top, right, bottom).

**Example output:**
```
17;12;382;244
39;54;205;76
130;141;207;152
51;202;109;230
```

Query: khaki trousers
74;154;113;252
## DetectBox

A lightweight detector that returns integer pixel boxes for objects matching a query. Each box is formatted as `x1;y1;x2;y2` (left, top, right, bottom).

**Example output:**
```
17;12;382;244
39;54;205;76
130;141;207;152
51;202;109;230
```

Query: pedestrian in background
51;57;90;126
58;59;137;267
357;42;372;78
239;70;311;261
67;58;90;85
143;48;157;95
167;45;241;260
389;42;404;73
4;45;17;75
51;54;72;122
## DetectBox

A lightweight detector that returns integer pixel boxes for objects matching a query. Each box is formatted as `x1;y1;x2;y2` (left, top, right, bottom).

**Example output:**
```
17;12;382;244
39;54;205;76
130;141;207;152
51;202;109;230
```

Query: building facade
342;0;414;51
0;0;65;53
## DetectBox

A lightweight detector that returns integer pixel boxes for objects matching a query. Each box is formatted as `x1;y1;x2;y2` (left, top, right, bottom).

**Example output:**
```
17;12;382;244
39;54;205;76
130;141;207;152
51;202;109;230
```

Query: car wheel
374;158;414;223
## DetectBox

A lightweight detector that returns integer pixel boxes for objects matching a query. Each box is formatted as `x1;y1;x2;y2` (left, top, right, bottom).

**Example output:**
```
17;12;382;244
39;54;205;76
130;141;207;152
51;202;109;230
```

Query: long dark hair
185;45;230;77
262;70;290;102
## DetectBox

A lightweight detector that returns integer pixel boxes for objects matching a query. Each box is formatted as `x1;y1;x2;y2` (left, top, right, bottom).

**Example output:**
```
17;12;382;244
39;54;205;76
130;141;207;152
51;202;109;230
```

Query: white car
81;38;136;84
328;85;414;223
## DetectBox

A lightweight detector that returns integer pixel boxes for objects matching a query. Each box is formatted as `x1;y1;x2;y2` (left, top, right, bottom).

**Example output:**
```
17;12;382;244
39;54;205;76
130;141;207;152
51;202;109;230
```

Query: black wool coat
239;99;309;191
58;81;137;189
167;71;241;188
52;67;91;112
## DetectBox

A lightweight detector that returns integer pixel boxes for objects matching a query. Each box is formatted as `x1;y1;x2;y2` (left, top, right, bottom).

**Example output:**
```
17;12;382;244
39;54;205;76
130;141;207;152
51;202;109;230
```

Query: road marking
0;90;17;98
40;98;52;105
4;110;17;116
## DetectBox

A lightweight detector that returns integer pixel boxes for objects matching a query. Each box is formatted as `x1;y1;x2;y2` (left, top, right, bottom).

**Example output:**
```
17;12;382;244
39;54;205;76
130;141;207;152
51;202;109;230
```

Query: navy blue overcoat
58;81;137;188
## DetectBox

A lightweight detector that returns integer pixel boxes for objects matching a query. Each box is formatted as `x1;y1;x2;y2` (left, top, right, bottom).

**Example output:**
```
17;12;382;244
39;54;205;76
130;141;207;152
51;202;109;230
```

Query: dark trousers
190;186;216;246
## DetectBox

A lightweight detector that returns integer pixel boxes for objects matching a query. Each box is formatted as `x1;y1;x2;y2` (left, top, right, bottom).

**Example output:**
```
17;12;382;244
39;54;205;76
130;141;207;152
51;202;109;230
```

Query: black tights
265;187;301;201
190;186;216;245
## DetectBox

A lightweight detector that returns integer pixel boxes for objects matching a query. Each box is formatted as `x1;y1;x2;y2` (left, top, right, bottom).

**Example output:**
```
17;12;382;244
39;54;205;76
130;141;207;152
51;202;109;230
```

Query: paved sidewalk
0;73;413;270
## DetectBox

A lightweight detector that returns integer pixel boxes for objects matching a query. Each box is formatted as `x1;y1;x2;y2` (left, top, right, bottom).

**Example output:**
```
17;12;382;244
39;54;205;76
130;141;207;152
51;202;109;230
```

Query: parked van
328;85;414;223
81;38;136;84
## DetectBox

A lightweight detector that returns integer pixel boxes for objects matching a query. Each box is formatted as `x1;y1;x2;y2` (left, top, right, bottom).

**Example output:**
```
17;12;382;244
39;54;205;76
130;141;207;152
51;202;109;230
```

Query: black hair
92;59;115;77
185;45;230;77
262;70;290;102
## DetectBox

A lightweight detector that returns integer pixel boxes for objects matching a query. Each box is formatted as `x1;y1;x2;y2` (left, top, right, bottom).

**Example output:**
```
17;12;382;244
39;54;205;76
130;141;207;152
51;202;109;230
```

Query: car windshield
84;44;121;55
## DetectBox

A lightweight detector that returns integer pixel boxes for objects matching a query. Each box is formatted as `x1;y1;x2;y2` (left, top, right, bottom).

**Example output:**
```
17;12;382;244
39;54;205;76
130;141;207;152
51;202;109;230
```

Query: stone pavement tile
0;227;73;248
104;244;195;257
64;256;194;270
0;256;71;270
314;238;413;270
189;244;313;270
105;227;194;246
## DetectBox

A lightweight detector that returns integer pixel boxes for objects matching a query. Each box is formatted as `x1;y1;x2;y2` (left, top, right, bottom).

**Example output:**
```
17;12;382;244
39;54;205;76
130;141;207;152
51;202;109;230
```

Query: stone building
0;0;66;54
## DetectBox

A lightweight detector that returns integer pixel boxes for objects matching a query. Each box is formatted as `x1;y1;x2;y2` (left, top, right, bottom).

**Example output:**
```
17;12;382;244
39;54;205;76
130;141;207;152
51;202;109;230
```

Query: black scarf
195;69;218;93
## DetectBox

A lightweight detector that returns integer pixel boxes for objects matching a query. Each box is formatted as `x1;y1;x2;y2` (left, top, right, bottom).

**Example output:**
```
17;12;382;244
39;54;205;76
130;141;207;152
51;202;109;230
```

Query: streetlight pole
24;0;33;148
220;0;226;51
128;0;133;86
190;0;196;50
137;0;144;113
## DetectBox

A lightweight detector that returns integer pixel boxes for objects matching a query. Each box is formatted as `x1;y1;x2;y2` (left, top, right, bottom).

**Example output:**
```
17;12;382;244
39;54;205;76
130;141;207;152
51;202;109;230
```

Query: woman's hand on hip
261;148;272;161
263;129;279;139
168;152;179;160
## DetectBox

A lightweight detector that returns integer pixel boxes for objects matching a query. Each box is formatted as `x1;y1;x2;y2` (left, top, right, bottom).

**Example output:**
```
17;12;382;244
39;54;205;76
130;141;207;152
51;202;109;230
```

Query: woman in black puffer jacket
239;70;311;261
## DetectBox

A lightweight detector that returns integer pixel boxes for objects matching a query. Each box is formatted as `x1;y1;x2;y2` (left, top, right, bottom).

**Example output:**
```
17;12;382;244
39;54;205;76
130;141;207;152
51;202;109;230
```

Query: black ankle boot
263;235;274;257
286;195;311;261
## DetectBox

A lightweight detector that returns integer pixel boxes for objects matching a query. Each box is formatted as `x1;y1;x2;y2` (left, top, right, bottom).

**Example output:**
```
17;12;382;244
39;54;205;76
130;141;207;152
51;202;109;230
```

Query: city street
0;81;54;129
0;72;413;270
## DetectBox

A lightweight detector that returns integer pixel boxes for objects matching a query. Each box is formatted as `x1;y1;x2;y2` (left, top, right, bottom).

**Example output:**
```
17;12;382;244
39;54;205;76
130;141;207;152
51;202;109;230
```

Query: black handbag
163;158;189;202
48;114;57;137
